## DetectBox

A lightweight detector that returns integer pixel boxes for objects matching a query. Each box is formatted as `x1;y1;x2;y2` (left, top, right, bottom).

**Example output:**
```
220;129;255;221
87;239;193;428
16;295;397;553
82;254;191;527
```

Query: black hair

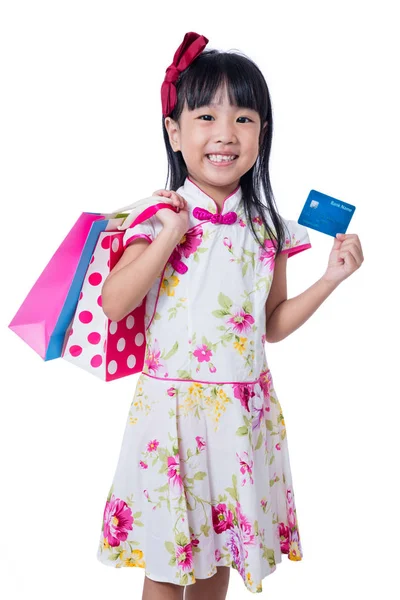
161;48;289;254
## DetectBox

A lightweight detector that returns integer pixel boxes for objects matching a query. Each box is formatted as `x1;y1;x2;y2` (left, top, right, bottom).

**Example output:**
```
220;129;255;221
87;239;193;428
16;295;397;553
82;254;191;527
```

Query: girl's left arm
265;233;364;343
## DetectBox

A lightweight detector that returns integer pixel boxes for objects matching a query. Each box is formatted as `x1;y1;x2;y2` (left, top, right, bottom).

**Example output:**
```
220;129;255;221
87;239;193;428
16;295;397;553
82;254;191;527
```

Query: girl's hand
321;233;364;287
152;188;189;236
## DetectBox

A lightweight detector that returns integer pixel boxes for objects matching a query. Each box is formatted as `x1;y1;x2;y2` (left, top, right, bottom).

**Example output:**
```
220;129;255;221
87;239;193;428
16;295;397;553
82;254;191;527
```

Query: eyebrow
200;103;256;111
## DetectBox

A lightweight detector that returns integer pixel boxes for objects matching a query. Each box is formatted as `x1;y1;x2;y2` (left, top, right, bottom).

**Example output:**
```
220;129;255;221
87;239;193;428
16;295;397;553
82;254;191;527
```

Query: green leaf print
169;555;177;566
226;474;239;502
236;425;248;436
263;547;276;567
106;484;114;503
154;482;169;493
242;299;253;314
177;369;192;379
165;541;175;555
242;263;248;276
175;532;189;546
218;292;233;311
265;419;273;431
197;247;208;254
194;253;200;263
212;309;230;319
134;520;144;527
255;431;263;450
200;523;210;537
193;471;207;480
163;341;179;360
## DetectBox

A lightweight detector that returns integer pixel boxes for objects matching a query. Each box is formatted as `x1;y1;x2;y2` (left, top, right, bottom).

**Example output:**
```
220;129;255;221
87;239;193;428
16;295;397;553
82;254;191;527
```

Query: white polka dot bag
62;197;176;382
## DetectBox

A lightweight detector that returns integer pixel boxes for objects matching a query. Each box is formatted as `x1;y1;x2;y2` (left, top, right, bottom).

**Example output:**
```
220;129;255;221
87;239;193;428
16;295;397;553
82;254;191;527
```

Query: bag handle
106;195;173;217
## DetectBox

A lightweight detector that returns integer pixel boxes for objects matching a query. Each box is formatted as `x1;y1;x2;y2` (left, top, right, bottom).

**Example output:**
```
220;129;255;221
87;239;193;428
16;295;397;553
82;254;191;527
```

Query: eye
198;115;253;122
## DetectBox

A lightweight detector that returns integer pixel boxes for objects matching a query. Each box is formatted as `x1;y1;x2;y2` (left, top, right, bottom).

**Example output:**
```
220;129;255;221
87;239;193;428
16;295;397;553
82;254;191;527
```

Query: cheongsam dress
96;176;312;594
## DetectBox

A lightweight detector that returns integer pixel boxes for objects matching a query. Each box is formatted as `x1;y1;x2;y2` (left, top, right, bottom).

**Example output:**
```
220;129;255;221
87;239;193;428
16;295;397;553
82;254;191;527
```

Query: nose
214;117;238;145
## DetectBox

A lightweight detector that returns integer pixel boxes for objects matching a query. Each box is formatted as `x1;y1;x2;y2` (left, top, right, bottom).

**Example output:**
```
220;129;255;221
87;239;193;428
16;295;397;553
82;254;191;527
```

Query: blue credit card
298;190;356;237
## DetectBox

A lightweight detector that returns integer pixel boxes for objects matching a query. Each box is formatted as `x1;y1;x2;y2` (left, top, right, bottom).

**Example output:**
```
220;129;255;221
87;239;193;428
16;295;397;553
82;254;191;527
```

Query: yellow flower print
246;572;254;587
160;275;180;297
188;383;204;398
288;541;302;561
102;537;110;550
124;549;146;568
233;336;247;355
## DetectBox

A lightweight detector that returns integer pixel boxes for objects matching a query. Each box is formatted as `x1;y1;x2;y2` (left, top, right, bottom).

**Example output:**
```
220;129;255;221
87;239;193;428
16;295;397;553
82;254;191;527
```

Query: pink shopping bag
9;197;175;365
8;212;107;360
62;200;176;381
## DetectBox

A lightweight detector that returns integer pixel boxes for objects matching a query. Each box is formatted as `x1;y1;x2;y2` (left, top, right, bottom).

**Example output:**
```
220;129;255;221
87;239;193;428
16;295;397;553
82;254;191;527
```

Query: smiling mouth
206;154;238;164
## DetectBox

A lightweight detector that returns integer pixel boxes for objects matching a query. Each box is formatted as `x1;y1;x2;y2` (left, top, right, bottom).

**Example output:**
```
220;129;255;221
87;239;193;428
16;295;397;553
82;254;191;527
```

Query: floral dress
96;176;312;594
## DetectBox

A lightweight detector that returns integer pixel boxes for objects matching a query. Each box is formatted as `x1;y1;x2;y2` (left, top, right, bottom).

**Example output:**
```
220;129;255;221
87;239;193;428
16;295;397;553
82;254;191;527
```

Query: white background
1;1;398;599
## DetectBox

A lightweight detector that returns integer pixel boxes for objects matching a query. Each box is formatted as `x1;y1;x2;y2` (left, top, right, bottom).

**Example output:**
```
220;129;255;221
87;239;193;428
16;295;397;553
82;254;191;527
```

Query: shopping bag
62;200;176;381
8;196;175;362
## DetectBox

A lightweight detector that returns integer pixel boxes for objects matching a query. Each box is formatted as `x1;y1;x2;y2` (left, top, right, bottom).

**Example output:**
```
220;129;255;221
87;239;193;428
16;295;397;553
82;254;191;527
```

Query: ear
259;121;268;145
164;117;181;152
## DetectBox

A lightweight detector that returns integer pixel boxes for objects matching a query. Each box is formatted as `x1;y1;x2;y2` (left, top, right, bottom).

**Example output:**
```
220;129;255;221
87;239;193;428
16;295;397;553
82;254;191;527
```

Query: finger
337;241;364;263
339;249;359;268
152;189;171;197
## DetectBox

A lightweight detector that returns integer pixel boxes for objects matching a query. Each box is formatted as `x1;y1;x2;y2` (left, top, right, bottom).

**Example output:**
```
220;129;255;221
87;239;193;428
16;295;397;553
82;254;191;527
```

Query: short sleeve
122;216;156;249
280;219;312;257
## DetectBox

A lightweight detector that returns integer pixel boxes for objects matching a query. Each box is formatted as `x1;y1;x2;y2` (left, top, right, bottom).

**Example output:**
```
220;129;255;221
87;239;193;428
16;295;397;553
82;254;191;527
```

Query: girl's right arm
102;193;189;322
101;227;184;322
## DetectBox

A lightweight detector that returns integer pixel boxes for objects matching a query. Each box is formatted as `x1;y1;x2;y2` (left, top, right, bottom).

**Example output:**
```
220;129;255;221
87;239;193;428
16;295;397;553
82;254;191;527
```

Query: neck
187;176;240;212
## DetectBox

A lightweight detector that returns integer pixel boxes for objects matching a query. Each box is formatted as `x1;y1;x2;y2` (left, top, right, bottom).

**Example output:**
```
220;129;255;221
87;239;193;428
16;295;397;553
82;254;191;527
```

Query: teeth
207;154;237;162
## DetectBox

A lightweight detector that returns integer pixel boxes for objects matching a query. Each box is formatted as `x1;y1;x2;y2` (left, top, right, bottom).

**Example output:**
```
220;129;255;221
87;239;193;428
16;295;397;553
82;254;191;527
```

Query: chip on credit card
298;190;356;237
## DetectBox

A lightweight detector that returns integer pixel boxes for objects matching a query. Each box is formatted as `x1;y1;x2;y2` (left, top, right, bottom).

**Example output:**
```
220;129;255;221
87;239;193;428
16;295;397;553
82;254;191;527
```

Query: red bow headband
161;31;209;118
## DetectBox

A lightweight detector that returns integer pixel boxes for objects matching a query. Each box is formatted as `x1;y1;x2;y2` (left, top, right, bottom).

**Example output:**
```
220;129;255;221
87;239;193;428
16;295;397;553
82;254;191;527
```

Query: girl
97;32;364;600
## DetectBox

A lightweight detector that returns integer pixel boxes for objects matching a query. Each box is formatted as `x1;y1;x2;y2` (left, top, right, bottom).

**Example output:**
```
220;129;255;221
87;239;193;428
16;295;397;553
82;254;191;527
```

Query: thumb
332;234;343;250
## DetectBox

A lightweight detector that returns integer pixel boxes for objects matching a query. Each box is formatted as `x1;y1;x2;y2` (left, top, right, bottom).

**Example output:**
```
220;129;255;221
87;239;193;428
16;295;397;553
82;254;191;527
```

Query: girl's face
165;84;267;203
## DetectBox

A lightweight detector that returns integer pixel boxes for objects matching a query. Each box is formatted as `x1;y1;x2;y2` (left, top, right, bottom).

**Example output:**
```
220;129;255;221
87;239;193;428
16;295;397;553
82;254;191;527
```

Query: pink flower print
212;503;234;534
223;236;232;249
167;387;176;397
227;528;246;580
177;228;203;259
261;333;266;344
227;309;255;334
286;488;293;505
252;216;263;225
145;338;167;376
193;344;212;363
239;218;246;227
167;454;183;494
190;532;200;547
259;369;272;398
209;364;216;373
236;451;254;486
278;522;290;554
233;382;256;412
147;439;160;453
103;494;133;547
287;507;296;529
275;442;281;451
195;436;206;451
143;489;149;500
236;502;256;547
258;238;276;271
215;548;222;562
176;542;194;572
139;460;148;469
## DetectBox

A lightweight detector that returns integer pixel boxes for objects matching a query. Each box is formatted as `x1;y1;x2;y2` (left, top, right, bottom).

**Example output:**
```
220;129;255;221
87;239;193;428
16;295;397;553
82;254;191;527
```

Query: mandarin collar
177;177;243;223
